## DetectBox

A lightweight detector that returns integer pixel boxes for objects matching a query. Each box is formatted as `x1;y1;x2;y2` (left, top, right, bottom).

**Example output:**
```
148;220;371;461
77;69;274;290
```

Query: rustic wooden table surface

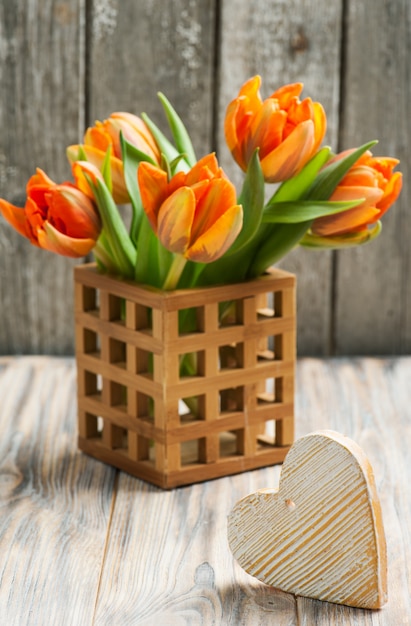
0;356;410;625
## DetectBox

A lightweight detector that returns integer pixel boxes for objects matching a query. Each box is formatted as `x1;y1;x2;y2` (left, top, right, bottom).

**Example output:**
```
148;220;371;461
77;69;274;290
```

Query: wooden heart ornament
228;431;387;609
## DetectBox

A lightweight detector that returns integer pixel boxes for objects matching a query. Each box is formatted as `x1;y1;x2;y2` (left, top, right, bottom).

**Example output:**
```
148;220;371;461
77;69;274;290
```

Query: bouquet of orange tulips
0;76;402;291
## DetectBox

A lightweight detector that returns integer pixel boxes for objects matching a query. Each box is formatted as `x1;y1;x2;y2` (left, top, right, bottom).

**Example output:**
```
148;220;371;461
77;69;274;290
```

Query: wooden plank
334;0;411;354
91;357;411;623
0;0;86;355
88;0;217;157
0;356;409;623
217;0;344;355
295;358;411;622
0;357;116;624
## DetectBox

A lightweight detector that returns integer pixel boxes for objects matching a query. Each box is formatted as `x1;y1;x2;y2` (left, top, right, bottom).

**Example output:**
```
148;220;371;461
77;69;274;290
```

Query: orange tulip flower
225;75;326;183
312;151;402;236
67;112;160;203
138;154;243;263
0;168;101;257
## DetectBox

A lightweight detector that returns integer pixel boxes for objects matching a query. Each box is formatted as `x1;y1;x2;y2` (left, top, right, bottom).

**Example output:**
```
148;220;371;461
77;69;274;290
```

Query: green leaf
142;113;190;173
267;147;332;205
300;221;382;249
134;212;174;287
225;150;265;256
77;145;88;161
90;176;136;278
305;140;377;201
262;199;364;224
120;133;154;245
101;146;113;194
247;221;312;278
158;92;196;166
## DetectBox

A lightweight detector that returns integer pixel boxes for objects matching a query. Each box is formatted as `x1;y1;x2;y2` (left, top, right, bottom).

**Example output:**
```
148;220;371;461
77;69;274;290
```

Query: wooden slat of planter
75;264;295;487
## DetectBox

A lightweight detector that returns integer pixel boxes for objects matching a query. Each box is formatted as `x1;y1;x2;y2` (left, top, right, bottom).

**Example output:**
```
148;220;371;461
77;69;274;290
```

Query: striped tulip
225;75;326;183
0;169;101;257
67;112;160;203
138;153;243;263
312;151;403;236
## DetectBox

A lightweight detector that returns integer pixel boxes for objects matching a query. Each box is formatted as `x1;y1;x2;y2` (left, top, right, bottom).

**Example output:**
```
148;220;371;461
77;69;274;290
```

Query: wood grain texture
0;357;116;625
1;356;409;623
334;0;411;355
88;0;217;157
216;0;344;356
0;0;85;355
75;264;295;487
228;431;387;609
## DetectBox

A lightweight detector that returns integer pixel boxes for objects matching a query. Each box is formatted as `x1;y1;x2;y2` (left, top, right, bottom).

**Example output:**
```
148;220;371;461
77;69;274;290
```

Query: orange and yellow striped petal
186;204;243;263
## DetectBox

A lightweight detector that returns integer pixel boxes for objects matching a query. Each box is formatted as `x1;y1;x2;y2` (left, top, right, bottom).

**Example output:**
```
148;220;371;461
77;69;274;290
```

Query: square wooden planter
74;263;296;489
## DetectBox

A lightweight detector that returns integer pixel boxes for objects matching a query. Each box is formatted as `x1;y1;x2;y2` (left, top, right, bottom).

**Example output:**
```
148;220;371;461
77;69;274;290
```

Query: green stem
162;254;187;290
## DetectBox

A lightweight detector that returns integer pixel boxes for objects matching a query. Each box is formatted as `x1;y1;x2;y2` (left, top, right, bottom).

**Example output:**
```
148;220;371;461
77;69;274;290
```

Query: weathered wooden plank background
0;0;409;356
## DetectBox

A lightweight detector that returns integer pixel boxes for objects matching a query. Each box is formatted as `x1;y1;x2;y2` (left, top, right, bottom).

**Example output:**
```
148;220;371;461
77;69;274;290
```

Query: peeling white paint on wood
228;431;387;609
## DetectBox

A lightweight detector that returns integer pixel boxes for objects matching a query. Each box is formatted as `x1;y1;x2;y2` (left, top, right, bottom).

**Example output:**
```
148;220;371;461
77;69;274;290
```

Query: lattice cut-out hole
179;395;205;423
179;351;205;378
178;306;205;335
257;378;284;404
133;433;152;462
111;425;128;451
220;386;244;414
218;300;244;328
181;438;205;466
135;347;153;377
84;412;103;439
109;338;126;367
83;371;102;397
129;303;153;332
257;419;276;449
257;335;284;362
219;430;245;457
83;328;101;357
82;285;99;313
135;391;155;423
109;381;127;408
218;343;244;370
257;378;276;405
107;294;125;323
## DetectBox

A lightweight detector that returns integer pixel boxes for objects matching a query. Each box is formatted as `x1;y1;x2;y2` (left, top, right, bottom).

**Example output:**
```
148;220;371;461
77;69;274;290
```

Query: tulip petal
37;221;97;257
376;171;402;216
47;185;101;239
186;204;243;263
157;187;195;254
260;119;315;183
0;199;37;243
224;99;248;170
138;162;169;231
248;102;286;161
191;178;238;242
312;205;380;236
270;83;304;108
70;145;129;204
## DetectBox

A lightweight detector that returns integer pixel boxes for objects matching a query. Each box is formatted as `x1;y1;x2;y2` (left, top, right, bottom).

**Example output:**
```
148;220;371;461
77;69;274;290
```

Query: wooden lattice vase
74;263;296;488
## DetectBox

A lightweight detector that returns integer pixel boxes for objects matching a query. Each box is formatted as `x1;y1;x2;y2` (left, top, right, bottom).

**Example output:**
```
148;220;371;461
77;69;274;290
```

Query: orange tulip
0;168;101;257
67;112;160;203
225;75;326;183
138;153;243;263
312;151;403;236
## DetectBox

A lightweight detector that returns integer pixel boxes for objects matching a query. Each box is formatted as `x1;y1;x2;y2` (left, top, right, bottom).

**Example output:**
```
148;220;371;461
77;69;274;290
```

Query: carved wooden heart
228;430;387;609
